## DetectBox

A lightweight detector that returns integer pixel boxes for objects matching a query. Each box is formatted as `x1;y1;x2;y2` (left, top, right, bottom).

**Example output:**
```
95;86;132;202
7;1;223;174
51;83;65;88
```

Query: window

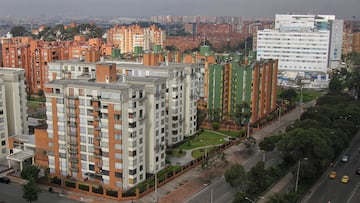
115;172;122;178
129;169;137;175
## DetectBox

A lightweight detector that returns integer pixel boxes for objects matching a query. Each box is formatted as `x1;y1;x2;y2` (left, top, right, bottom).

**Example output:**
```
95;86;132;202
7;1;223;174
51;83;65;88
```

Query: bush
78;184;89;191
106;190;118;197
212;122;220;130
51;176;61;185
21;164;40;180
92;186;104;194
65;181;76;188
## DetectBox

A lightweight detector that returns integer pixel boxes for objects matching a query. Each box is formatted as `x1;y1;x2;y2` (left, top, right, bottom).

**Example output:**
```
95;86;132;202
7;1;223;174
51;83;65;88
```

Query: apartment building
45;63;151;190
1;36;103;93
0;68;28;136
114;62;198;145
256;14;343;73
106;24;165;54
207;59;278;124
0;74;8;160
0;68;28;160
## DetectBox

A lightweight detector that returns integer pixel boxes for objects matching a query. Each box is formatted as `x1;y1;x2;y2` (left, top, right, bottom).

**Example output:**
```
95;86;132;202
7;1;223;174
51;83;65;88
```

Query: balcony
95;161;102;167
69;149;78;154
67;103;76;109
67;95;78;100
69;140;78;146
67;121;77;127
95;135;102;140
68;131;77;137
94;145;101;149
71;158;79;164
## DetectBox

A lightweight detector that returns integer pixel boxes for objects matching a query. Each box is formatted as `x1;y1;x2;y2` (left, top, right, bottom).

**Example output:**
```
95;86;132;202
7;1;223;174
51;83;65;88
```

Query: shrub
212;122;220;130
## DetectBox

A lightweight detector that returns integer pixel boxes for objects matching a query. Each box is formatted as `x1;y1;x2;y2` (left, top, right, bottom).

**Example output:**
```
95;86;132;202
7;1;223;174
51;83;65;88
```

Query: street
0;182;80;203
302;130;360;203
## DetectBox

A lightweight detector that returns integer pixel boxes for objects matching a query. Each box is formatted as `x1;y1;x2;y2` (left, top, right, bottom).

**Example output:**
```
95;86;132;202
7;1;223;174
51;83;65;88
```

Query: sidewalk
257;172;295;203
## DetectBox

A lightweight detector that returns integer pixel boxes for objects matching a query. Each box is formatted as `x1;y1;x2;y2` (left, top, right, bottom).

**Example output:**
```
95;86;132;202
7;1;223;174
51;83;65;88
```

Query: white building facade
256;14;343;88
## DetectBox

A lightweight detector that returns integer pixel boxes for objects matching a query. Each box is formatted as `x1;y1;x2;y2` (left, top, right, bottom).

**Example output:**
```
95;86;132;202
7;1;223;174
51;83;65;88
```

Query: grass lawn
27;101;45;111
297;90;322;103
168;149;186;157
178;132;225;150
191;147;214;159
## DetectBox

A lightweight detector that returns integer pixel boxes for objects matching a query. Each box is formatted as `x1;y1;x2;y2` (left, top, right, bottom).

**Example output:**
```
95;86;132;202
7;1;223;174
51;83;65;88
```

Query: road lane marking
346;182;360;203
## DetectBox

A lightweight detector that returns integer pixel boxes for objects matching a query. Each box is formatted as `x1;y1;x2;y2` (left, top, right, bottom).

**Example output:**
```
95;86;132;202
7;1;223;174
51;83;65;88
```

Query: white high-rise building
256;14;343;74
0;68;28;159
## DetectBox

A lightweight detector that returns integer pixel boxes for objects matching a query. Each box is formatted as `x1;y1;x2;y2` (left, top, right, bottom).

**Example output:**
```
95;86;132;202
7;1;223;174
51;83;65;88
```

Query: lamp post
245;197;255;203
295;157;308;193
275;104;281;124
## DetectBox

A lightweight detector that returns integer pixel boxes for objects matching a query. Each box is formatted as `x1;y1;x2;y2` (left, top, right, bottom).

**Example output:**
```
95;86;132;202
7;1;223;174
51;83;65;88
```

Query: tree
279;88;298;103
259;135;282;152
224;164;247;190
21;164;40;180
23;177;41;203
247;162;267;195
11;26;31;37
196;108;207;130
328;76;344;93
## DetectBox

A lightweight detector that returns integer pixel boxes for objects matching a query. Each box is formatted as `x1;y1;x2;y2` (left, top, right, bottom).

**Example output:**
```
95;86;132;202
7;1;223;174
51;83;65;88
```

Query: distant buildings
106;24;165;54
256;14;343;73
0;35;103;93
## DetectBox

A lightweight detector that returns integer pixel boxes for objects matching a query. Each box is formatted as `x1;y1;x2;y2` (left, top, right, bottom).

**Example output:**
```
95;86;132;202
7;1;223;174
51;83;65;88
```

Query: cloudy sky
0;0;359;19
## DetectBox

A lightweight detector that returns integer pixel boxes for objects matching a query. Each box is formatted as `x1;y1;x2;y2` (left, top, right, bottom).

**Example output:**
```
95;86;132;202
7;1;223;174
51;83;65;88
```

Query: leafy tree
23;177;41;203
328;76;344;93
279;88;297;103
224;164;247;190
165;45;178;51
21;164;40;180
247;162;267;196
259;135;282;152
196;108;207;130
232;191;248;203
11;26;31;37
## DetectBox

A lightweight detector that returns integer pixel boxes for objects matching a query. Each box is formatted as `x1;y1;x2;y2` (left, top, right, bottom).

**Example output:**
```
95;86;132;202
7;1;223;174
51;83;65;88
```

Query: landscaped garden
178;131;226;150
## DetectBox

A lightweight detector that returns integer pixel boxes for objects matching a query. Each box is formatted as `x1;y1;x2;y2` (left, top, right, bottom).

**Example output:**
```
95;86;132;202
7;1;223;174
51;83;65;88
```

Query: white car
341;155;349;162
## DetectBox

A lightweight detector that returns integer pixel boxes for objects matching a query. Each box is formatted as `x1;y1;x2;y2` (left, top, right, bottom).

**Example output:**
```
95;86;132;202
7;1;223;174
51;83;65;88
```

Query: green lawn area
27;101;45;111
191;147;215;159
178;132;226;150
297;90;322;103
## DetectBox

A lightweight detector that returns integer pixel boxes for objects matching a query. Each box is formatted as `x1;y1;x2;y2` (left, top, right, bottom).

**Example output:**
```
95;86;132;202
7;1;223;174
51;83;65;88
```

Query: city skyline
0;0;359;20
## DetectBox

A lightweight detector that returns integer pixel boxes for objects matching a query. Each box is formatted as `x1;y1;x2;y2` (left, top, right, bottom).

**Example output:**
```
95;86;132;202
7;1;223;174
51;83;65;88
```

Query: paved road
0;181;80;203
302;131;360;203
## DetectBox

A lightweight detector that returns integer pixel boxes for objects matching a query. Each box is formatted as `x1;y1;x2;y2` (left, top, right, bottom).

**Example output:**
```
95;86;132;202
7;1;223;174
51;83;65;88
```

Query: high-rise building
256;14;343;74
44;63;165;190
114;62;198;145
1;36;103;93
106;25;165;55
0;68;28;160
207;59;278;124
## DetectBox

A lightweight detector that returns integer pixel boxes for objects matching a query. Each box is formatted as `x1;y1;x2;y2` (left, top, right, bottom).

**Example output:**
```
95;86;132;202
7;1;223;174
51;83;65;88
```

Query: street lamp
245;197;255;203
275;104;281;123
295;157;308;193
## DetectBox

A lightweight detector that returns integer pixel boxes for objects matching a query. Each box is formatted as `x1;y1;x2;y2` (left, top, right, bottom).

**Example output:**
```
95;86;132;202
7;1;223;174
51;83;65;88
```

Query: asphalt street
0;182;80;203
302;130;360;203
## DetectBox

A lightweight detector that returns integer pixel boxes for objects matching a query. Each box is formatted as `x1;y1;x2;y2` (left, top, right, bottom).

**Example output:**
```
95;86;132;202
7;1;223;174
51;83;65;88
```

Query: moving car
356;168;360;175
328;171;337;179
341;175;350;183
341;155;349;162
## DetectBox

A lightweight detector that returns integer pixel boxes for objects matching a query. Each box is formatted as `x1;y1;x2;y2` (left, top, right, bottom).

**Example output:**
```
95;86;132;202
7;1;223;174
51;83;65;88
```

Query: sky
0;0;359;20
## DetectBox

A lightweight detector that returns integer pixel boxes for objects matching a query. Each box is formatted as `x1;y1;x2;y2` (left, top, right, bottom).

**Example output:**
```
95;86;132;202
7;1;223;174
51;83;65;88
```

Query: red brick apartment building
1;36;104;93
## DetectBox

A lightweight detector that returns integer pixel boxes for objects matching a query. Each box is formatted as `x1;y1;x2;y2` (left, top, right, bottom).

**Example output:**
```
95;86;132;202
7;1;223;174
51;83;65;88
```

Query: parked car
0;177;10;184
341;155;349;162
